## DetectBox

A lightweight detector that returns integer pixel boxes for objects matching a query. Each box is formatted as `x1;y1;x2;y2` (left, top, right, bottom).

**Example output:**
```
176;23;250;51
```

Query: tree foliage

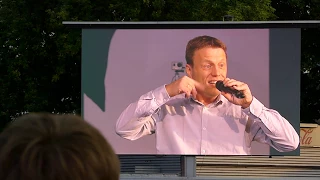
272;0;320;123
0;0;319;132
109;0;276;21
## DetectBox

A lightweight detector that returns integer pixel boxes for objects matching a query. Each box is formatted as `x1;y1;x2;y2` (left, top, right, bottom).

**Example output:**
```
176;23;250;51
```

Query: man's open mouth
208;80;217;85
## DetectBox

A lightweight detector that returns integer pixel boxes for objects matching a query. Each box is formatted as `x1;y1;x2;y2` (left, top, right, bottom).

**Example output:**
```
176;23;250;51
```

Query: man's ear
186;64;192;77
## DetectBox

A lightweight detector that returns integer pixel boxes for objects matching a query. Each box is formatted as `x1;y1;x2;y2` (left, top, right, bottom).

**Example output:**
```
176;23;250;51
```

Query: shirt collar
189;94;225;108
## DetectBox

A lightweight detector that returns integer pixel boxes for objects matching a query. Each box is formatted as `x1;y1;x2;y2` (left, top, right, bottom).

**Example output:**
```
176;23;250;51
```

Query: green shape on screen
81;29;116;113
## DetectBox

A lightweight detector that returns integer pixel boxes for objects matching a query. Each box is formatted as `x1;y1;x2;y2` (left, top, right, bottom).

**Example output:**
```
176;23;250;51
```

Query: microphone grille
215;81;224;91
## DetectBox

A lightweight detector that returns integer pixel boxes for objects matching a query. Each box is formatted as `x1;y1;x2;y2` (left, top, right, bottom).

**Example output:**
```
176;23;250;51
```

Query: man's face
186;47;227;98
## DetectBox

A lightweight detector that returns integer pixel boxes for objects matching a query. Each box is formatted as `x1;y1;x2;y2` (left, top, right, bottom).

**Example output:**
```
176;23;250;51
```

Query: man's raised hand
165;76;203;99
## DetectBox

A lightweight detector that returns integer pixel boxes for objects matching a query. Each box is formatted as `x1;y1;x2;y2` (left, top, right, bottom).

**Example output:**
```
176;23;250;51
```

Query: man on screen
115;35;299;155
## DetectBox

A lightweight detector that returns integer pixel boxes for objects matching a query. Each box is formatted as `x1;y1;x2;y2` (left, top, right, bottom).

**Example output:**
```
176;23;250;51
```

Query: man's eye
203;64;212;69
219;63;224;68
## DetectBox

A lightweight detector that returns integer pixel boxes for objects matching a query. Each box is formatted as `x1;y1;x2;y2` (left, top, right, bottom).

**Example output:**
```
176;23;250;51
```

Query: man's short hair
185;35;227;65
0;113;120;180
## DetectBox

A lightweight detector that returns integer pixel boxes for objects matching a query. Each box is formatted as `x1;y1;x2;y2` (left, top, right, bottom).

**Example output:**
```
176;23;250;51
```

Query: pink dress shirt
115;85;299;155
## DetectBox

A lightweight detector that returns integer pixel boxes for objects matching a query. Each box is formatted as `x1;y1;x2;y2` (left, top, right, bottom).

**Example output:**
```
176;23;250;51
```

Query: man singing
115;35;299;155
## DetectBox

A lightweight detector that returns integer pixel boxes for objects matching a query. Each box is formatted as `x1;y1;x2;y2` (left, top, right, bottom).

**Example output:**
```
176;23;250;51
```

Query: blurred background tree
272;0;320;124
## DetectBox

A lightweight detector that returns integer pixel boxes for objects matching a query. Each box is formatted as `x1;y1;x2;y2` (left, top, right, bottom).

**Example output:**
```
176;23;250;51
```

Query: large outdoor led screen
82;28;300;156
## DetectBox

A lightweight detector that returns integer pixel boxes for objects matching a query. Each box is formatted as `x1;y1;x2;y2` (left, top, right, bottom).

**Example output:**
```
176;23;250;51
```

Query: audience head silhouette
0;113;120;180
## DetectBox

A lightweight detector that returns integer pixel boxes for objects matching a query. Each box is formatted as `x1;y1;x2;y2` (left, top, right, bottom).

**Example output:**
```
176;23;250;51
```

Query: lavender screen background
83;29;270;155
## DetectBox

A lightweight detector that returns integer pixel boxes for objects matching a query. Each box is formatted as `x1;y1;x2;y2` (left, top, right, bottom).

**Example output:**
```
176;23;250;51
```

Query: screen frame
64;21;316;156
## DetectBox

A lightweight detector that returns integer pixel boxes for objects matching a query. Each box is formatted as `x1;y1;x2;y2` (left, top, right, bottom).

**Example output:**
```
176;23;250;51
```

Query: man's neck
195;94;220;106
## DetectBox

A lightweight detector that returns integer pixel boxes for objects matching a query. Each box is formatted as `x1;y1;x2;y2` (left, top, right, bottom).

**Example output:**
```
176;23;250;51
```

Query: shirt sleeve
115;85;170;140
242;97;300;152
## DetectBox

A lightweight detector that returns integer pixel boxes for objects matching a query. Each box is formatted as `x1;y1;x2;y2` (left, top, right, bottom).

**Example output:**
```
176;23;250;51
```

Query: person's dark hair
0;113;120;180
185;35;227;66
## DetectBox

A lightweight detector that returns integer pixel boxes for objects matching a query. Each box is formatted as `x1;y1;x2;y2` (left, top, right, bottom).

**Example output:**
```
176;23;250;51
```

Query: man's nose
210;65;220;77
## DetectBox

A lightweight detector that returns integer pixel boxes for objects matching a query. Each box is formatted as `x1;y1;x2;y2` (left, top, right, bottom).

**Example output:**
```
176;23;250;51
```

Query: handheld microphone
215;81;245;99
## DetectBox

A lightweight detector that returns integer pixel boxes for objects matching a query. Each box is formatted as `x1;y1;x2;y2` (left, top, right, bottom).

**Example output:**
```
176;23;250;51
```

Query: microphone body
215;81;245;99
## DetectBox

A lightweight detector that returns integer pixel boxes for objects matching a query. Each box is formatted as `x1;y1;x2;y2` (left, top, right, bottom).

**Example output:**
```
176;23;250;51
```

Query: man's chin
204;87;219;93
201;89;220;98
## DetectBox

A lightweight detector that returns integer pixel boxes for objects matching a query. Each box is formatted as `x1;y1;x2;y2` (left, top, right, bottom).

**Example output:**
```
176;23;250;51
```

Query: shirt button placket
201;106;208;155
